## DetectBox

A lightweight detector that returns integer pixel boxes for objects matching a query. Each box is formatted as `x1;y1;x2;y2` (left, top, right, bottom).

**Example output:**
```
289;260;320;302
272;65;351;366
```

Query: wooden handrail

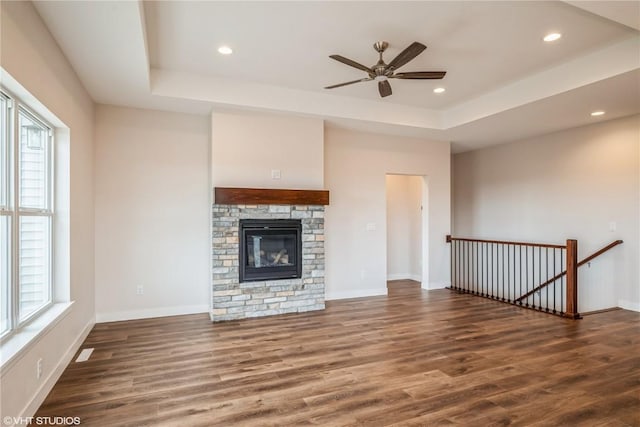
515;240;624;303
446;235;565;249
578;240;624;267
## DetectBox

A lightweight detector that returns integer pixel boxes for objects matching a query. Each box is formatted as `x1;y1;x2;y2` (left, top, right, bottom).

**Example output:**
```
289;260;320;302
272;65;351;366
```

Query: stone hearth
211;204;325;321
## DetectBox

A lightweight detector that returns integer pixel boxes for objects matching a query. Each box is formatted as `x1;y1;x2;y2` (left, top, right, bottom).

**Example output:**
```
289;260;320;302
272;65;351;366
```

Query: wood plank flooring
36;281;640;426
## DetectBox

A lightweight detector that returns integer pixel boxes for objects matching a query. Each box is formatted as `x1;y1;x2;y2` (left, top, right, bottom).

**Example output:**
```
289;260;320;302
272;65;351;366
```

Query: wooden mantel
214;187;330;205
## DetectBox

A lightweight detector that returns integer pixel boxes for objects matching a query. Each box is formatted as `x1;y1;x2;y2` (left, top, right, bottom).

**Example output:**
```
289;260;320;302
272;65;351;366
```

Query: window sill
0;301;74;374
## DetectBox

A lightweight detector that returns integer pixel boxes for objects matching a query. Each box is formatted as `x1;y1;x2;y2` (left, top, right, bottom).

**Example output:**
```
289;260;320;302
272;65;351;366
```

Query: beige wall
324;127;451;299
1;1;95;419
209;112;450;298
211;111;324;190
386;175;423;281
94;105;210;321
453;114;640;312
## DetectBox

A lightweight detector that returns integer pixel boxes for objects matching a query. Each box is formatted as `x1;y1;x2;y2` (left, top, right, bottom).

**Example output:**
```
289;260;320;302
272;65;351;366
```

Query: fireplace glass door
239;219;302;282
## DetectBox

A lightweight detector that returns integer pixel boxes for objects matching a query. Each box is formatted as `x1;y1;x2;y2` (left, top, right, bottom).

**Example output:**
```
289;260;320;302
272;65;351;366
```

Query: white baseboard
19;317;94;421
95;304;209;323
618;299;640;312
424;282;449;290
325;288;387;300
387;274;422;282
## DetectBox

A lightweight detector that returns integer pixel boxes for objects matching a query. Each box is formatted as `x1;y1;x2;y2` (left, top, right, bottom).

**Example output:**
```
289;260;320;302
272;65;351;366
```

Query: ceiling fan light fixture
374;75;388;82
591;110;605;117
217;46;233;55
543;33;562;42
433;87;446;94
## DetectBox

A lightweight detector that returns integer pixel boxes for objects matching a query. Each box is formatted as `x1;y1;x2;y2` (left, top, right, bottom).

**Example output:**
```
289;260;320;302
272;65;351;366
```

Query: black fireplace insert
239;219;302;282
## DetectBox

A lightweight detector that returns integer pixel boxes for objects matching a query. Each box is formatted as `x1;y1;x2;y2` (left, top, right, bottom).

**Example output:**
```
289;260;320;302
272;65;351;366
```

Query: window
0;89;54;339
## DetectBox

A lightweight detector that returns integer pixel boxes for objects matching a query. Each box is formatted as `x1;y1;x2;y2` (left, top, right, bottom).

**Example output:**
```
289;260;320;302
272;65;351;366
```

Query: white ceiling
33;1;640;152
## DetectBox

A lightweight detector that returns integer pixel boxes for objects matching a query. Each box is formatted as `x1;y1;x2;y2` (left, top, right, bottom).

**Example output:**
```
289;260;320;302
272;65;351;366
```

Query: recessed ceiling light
591;111;605;117
217;46;233;55
433;87;445;94
543;33;562;42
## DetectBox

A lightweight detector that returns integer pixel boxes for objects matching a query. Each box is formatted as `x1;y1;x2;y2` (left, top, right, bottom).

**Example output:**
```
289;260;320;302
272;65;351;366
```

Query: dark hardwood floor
36;280;640;426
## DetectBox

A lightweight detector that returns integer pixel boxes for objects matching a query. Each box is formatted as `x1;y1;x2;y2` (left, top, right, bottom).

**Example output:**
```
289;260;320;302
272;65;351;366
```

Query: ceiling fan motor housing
373;41;389;53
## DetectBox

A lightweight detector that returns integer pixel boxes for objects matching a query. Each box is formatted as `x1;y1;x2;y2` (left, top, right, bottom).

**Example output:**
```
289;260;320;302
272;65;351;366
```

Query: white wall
1;1;95;419
453;114;640;312
325;127;451;299
386;175;423;282
211;111;324;189
94;105;210;321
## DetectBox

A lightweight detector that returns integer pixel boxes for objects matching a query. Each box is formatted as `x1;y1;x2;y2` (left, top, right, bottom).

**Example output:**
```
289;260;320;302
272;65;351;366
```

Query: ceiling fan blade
329;55;374;74
388;42;427;71
378;80;392;97
393;71;446;79
325;77;373;89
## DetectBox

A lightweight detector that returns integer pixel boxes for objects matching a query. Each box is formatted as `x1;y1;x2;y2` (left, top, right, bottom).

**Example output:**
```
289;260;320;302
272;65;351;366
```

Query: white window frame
1;87;55;341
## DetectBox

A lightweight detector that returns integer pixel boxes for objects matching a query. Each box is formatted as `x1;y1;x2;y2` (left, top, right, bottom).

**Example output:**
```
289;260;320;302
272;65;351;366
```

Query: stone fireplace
210;188;328;321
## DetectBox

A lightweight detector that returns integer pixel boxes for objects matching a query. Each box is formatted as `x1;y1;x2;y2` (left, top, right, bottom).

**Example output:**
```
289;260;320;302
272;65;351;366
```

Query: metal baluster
491;243;495;298
473;242;480;295
510;244;514;303
463;241;467;292
532;246;536;309
472;242;476;295
561;248;565;315
518;245;523;305
458;240;462;291
485;243;491;297
512;245;516;304
497;243;500;300
479;242;482;296
493;243;497;299
545;247;549;312
450;240;456;289
537;246;541;310
484;242;488;297
525;246;529;307
460;240;463;291
466;241;469;294
500;245;507;301
553;248;558;314
507;245;516;304
455;240;460;289
483;242;487;297
452;240;455;289
484;243;491;297
490;243;493;299
466;241;469;292
498;243;502;301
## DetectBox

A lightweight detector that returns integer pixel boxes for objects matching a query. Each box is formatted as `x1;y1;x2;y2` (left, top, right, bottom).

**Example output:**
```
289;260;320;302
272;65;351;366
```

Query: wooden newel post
565;239;580;319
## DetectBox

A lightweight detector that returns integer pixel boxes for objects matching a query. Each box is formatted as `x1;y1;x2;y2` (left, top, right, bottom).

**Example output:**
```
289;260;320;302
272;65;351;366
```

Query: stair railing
446;236;623;319
514;240;624;303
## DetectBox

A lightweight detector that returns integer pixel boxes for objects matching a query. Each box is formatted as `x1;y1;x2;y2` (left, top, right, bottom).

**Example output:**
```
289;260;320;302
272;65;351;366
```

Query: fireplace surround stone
211;204;325;321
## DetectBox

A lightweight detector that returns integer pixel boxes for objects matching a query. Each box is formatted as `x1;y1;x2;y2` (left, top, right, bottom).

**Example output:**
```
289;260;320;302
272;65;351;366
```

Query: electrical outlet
271;169;281;179
136;285;144;295
37;358;43;379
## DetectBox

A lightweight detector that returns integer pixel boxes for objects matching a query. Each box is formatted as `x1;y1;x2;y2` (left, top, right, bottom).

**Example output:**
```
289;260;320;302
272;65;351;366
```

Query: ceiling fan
325;41;446;98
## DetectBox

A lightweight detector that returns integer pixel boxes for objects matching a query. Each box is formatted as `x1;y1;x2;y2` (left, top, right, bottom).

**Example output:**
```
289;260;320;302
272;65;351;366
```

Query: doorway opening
385;174;428;291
